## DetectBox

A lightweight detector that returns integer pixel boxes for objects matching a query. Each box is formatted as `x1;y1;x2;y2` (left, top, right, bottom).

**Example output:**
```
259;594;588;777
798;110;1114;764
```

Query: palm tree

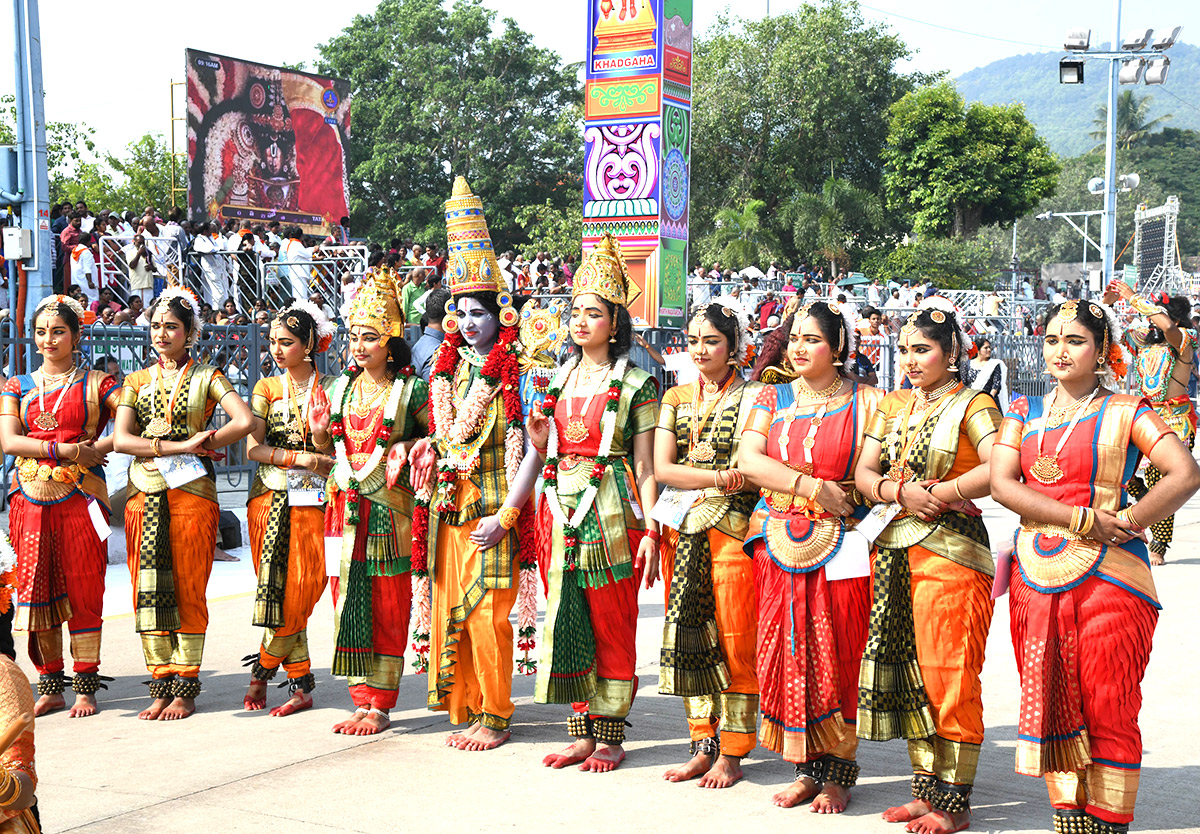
1090;89;1171;149
783;177;883;277
711;199;778;270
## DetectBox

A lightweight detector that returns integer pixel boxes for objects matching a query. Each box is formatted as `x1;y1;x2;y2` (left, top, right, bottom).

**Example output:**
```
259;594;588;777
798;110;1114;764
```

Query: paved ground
17;489;1200;834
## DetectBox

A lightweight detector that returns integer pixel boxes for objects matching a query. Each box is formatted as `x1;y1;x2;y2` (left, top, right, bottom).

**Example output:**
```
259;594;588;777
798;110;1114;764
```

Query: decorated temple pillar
583;0;692;329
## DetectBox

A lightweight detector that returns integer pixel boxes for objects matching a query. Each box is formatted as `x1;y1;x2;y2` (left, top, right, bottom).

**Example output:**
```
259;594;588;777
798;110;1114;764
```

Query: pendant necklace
780;375;844;474
688;369;736;463
889;380;961;484
1031;386;1100;485
33;365;77;431
563;361;610;444
145;360;193;438
283;371;315;446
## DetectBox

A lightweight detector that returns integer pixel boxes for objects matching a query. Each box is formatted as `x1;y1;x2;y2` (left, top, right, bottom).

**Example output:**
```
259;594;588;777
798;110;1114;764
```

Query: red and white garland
427;326;538;674
540;356;628;572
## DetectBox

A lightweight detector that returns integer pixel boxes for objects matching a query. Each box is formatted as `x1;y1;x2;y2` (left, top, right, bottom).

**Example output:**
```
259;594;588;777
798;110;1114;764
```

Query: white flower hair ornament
34;294;86;322
155;286;205;338
278;299;336;353
918;295;971;367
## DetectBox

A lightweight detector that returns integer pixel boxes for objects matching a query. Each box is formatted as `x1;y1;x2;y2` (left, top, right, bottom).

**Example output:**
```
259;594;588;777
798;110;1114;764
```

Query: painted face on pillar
456;297;499;351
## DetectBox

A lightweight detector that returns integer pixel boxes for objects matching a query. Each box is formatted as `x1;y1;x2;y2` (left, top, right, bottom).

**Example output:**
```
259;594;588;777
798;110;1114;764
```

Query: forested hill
955;41;1200;157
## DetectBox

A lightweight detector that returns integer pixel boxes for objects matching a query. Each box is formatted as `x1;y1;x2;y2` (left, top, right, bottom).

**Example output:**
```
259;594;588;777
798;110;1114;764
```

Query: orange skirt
247;492;328;636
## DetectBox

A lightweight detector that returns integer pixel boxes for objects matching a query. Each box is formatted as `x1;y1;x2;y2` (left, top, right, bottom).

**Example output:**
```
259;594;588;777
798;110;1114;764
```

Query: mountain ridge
954;41;1200;158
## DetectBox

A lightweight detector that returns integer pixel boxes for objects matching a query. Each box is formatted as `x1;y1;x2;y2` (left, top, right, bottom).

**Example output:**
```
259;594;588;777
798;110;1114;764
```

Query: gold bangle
807;477;824;504
1068;505;1082;535
0;769;18;807
1122;505;1143;529
790;472;804;496
1079;507;1096;538
952;479;967;502
498;506;521;530
150;437;162;458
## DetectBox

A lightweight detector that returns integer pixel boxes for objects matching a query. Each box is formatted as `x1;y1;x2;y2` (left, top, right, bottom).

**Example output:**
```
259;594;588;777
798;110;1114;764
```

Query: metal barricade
97;235;184;306
261;251;369;318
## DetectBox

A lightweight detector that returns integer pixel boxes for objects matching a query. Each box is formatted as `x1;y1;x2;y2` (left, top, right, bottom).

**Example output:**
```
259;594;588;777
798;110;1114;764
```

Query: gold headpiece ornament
443;176;517;329
347;267;404;339
573;233;632;308
35;294;86;322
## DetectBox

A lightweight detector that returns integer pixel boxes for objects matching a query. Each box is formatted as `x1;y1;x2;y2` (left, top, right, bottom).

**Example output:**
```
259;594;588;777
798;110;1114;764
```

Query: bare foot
345;708;390;735
884;799;933;823
269;689;312;717
213;548;239;562
459;726;510;751
158;696;196;720
447;723;482;748
811;782;851;813
579;744;625;772
773;776;820;808
1150;551;1165;566
68;693;98;718
138;697;172;720
332;708;367;734
664;750;715;783
544;738;596;768
906;808;969;834
244;679;267;711
33;693;65;717
699;754;744;789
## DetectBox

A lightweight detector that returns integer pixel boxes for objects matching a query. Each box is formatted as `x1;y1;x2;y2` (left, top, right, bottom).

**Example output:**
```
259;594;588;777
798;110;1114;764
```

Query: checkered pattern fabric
252;491;290;629
134;492;180;633
1128;426;1194;557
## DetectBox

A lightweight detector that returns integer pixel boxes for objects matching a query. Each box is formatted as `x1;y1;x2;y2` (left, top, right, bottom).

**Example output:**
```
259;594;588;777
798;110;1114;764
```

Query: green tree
1090;89;1172;150
783;176;883;275
704;199;778;270
513;191;583;261
315;0;582;248
690;1;929;264
860;235;1004;289
2;94;102;200
883;82;1059;238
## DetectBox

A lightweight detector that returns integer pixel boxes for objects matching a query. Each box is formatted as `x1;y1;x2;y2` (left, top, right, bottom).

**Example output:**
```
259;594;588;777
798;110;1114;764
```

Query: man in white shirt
76;201;95;235
867;278;883;307
690;265;711;310
192;222;234;307
123;234;158;306
279;226;312;303
71;232;99;305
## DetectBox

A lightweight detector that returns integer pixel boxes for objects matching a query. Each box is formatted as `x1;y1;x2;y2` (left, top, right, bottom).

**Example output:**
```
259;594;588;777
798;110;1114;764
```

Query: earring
1095;359;1106;375
832;359;844;367
609;334;617;343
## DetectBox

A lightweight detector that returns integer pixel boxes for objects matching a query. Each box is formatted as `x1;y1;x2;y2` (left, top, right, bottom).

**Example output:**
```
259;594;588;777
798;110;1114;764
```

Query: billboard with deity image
583;0;693;329
185;49;351;234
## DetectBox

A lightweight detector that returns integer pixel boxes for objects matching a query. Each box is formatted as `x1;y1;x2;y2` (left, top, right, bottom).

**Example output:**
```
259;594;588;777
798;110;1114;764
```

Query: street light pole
1100;0;1122;285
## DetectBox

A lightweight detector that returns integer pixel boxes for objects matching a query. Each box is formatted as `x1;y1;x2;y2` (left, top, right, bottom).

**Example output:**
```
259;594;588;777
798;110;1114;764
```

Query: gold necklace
564;363;610;443
351;374;391;420
688;372;737;462
33;365;77;430
796;374;843;400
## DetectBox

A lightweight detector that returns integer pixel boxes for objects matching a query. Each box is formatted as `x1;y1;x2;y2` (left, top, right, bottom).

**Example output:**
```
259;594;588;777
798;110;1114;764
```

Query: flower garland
541;356;628;572
427;325;539;674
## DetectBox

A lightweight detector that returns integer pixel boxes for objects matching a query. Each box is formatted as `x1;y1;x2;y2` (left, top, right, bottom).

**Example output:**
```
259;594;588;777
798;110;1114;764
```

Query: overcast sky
3;0;1198;157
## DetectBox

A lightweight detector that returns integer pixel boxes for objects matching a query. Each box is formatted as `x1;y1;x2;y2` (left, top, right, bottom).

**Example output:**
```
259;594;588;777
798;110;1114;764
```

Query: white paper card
991;540;1014;599
649;486;703;530
324;536;343;577
854;502;903;545
86;497;111;542
626;471;645;520
287;469;326;506
158;453;207;489
824;530;872;580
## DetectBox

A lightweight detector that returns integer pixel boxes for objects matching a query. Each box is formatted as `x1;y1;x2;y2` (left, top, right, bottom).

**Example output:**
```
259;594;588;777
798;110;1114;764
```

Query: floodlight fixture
1153;26;1182;50
1118;173;1140;192
1064;29;1092;51
1087;177;1106;195
1122;28;1154;50
1059;58;1085;84
1119;57;1146;84
1036;212;1053;221
1145;57;1171;84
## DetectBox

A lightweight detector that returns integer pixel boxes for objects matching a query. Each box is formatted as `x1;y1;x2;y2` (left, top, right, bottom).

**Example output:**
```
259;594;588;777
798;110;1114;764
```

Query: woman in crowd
0;295;120;717
968;336;1009;411
408;179;544;751
990;299;1199;834
242;301;337;716
854;299;1001;834
114;286;255;721
528;233;660;773
740;301;882;813
324;268;429;736
655;299;761;789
